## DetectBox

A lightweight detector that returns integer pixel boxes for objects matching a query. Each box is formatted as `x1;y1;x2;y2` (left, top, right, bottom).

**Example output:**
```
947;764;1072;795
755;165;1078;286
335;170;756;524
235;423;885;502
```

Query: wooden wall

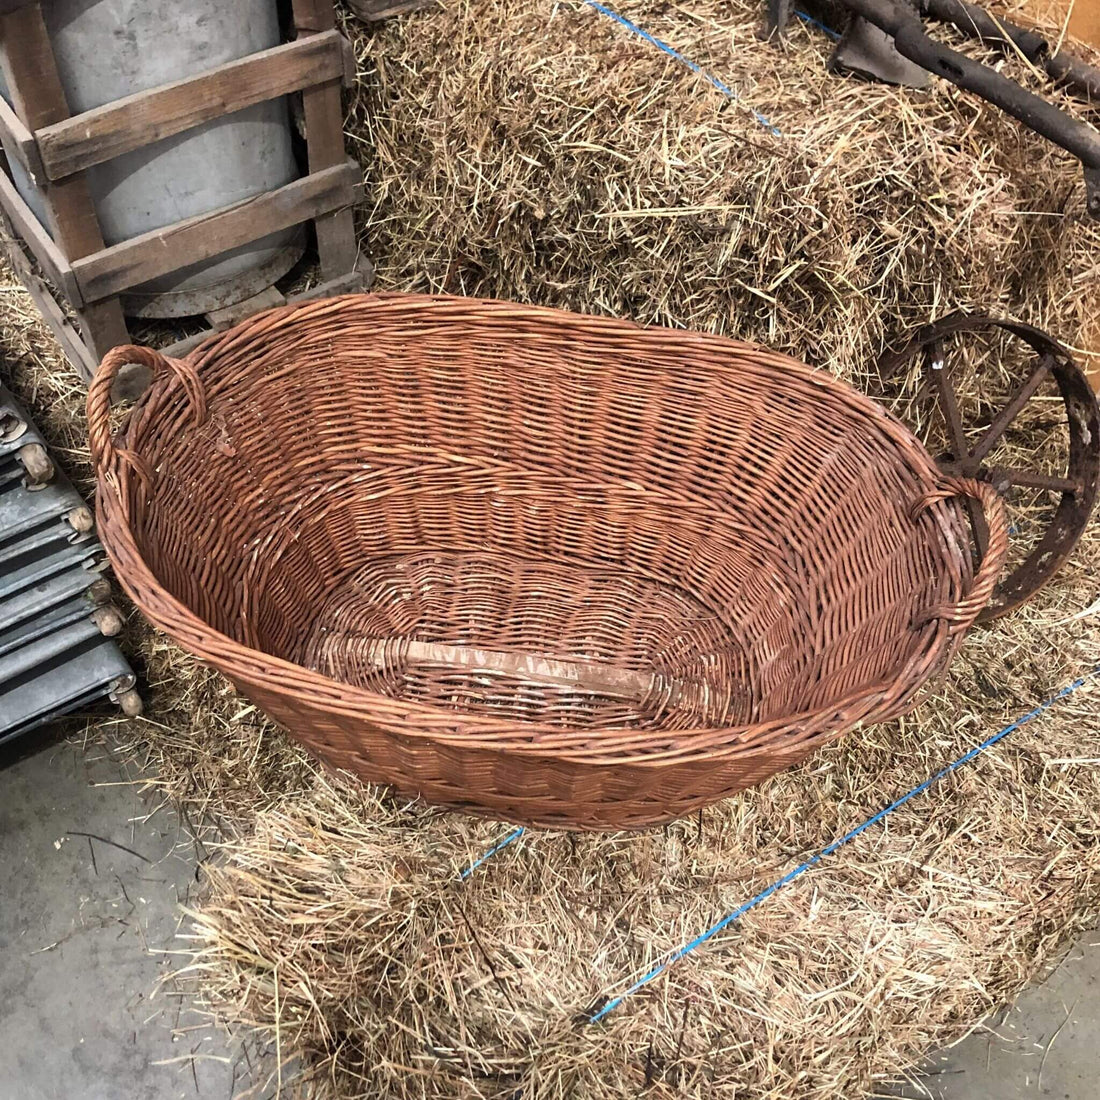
1008;1;1099;389
1015;0;1100;44
1066;0;1100;391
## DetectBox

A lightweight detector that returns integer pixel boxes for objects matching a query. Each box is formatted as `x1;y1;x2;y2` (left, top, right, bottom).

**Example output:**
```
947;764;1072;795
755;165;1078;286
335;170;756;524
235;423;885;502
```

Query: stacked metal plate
1;381;139;746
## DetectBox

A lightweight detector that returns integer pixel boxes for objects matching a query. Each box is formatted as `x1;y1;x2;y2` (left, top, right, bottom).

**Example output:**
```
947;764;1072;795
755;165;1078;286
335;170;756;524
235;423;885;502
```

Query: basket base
298;550;755;731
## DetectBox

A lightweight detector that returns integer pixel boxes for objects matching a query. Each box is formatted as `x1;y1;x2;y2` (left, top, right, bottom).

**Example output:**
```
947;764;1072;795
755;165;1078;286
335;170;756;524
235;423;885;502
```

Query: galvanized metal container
0;0;303;318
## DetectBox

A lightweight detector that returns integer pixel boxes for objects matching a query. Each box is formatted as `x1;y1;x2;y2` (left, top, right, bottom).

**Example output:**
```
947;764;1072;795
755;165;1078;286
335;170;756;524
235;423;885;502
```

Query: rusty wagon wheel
880;313;1100;622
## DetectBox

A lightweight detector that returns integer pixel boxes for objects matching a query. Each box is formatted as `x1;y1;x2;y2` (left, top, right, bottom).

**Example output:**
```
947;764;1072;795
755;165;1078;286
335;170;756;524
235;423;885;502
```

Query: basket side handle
87;345;207;484
913;476;1009;631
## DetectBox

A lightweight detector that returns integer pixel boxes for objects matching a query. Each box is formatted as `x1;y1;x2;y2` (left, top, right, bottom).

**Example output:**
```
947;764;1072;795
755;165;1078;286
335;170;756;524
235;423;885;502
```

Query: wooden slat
0;95;44;183
0;4;129;358
291;0;335;34
156;330;216;362
0;222;97;380
286;265;369;303
204;284;286;329
341;36;356;86
72;162;361;303
35;30;346;181
1;7;102;254
0;164;80;301
292;0;359;281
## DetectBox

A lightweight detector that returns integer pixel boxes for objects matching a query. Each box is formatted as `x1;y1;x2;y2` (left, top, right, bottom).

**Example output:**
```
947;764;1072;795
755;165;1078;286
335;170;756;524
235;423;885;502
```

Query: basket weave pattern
89;295;1006;828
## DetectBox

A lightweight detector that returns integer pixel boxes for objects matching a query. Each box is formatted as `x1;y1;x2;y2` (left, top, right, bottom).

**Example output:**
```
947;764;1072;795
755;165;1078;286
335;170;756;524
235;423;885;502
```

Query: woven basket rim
93;293;979;765
101;550;949;765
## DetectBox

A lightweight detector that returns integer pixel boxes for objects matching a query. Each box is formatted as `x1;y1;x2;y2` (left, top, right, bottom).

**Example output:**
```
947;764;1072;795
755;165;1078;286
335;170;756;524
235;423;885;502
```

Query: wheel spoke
997;467;1080;494
970;353;1053;465
927;339;971;466
883;313;1100;623
966;494;990;561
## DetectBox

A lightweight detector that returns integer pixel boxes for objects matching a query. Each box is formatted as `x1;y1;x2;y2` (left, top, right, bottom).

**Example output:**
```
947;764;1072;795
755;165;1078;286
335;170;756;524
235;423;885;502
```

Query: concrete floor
0;728;272;1100
887;935;1100;1099
1;730;1097;1099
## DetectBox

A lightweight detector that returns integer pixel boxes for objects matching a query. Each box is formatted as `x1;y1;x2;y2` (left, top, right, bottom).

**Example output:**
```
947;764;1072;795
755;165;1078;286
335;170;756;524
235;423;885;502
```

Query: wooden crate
0;0;365;390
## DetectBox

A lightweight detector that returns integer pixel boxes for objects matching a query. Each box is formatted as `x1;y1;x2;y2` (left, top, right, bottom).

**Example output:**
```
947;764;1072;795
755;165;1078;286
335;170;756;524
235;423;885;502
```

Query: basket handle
912;476;1009;631
87;345;206;485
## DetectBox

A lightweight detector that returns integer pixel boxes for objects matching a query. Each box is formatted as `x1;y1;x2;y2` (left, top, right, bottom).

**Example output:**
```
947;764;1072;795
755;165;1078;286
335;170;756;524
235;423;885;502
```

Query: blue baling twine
794;9;841;40
588;666;1099;1022
581;0;783;137
456;669;1098;1019
459;825;526;880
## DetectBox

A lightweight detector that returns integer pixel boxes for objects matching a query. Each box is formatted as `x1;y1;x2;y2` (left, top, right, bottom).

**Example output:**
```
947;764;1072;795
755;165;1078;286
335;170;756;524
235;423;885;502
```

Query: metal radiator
0;382;139;745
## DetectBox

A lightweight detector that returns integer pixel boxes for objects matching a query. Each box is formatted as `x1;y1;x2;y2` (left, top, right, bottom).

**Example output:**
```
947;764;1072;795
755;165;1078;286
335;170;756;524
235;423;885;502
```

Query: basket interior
127;298;961;732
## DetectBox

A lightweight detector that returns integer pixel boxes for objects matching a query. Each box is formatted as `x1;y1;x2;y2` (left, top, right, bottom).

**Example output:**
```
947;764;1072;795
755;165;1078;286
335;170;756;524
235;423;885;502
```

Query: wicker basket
88;295;1007;829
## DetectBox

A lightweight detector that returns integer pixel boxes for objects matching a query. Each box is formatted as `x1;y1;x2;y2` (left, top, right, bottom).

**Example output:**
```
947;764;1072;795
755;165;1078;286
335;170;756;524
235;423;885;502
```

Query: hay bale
350;0;1100;387
2;0;1100;1094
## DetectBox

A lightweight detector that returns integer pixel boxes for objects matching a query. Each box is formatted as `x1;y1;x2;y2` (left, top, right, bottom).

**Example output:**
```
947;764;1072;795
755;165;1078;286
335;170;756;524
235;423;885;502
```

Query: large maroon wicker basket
88;294;1007;829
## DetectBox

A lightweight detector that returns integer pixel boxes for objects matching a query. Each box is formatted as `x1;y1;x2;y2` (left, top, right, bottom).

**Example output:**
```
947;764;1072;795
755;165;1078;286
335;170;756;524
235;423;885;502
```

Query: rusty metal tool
765;0;1100;215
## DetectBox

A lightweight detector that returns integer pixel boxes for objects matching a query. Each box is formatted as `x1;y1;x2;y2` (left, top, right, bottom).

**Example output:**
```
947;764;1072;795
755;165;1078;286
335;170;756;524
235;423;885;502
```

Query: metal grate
0;381;139;745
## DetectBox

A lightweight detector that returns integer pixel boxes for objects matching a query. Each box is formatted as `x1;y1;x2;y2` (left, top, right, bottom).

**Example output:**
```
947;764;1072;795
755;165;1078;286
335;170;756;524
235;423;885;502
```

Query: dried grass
348;0;1100;387
1;0;1100;1095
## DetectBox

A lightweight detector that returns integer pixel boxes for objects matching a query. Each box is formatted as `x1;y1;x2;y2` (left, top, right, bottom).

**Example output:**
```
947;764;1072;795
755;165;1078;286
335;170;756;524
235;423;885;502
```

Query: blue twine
794;9;841;41
459;826;526;880
581;0;782;137
588;666;1099;1022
